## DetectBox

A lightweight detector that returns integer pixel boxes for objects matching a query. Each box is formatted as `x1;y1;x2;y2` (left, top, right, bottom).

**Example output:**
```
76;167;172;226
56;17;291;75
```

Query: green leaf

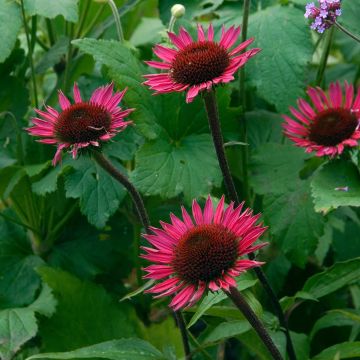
248;5;313;112
64;157;126;228
37;267;142;351
204;320;251;343
311;309;360;340
130;17;164;47
24;0;79;22
250;143;309;195
0;284;56;360
130;134;222;203
0;308;37;360
72;38;162;139
187;276;257;328
263;180;324;267
312;342;360;360
302;258;360;299
26;339;165;360
311;161;360;213
0;218;44;308
339;1;360;33
0;0;22;63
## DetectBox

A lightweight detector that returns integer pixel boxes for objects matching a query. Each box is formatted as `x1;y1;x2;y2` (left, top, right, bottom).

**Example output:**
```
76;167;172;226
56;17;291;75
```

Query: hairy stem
203;89;297;360
226;287;283;360
315;27;334;86
92;150;191;357
174;311;192;360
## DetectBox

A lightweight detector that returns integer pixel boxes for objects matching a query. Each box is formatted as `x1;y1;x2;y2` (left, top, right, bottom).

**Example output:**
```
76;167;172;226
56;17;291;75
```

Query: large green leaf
37;267;142;351
250;143;309;195
130;134;222;203
24;0;79;22
204;320;251;344
72;39;162;139
302;258;360;299
339;1;360;33
247;5;313;112
263;180;324;267
0;285;56;360
312;342;360;360
26;339;165;360
64;157;126;229
311;161;360;213
0;218;44;308
0;0;22;63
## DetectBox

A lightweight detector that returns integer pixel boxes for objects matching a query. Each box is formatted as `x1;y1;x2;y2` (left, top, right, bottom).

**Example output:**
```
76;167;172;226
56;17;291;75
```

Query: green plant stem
315;27;334;86
0;211;39;234
63;22;74;92
20;0;38;108
76;0;92;38
168;15;176;32
225;287;283;360
203;89;297;360
92;151;191;358
239;0;251;205
82;4;106;37
46;18;55;45
334;21;360;44
107;0;124;42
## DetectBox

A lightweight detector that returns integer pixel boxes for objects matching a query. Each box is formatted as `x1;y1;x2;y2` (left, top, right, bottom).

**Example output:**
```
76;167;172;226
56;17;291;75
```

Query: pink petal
73;83;82;103
58;90;71;110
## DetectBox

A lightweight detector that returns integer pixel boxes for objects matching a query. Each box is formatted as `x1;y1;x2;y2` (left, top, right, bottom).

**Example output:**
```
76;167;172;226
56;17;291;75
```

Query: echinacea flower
27;83;133;165
305;0;341;33
142;196;267;311
283;82;360;157
144;24;260;103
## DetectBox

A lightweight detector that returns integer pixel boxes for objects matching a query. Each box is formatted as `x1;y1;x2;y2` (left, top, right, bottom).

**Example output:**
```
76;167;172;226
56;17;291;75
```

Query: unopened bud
171;4;185;18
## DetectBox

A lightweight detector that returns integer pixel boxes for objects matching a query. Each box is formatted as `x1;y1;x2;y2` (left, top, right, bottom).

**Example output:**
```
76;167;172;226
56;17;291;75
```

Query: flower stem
20;0;38;108
226;287;283;360
107;0;125;43
92;151;150;230
335;21;360;44
315;27;334;86
203;90;240;204
174;310;192;360
92;150;191;358
203;89;297;360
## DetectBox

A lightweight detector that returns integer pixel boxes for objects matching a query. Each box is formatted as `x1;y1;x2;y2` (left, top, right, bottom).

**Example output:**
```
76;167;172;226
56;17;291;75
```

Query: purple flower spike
305;0;342;33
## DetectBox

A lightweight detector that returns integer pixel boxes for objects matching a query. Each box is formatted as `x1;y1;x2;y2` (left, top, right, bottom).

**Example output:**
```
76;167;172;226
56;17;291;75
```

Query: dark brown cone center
172;224;238;284
308;108;358;147
55;102;112;144
171;41;230;86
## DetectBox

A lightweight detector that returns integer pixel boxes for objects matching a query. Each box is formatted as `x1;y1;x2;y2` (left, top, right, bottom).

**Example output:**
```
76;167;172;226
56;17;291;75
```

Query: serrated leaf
250;143;309;195
0;219;44;308
131;134;222;203
302;258;360;299
64;157;126;228
311;161;360;213
0;0;22;63
0;308;37;360
248;5;313;112
24;0;79;22
312;342;360;360
72;38;162;139
26;339;165;360
37;267;142;351
263;180;324;267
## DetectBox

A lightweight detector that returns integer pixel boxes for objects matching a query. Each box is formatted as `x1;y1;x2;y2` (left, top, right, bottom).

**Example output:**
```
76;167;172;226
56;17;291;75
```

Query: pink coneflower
144;24;260;103
283;82;360;157
142;196;267;311
27;83;133;165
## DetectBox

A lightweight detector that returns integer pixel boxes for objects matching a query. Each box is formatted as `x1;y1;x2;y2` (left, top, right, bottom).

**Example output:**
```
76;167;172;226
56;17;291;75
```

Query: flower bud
171;4;185;18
